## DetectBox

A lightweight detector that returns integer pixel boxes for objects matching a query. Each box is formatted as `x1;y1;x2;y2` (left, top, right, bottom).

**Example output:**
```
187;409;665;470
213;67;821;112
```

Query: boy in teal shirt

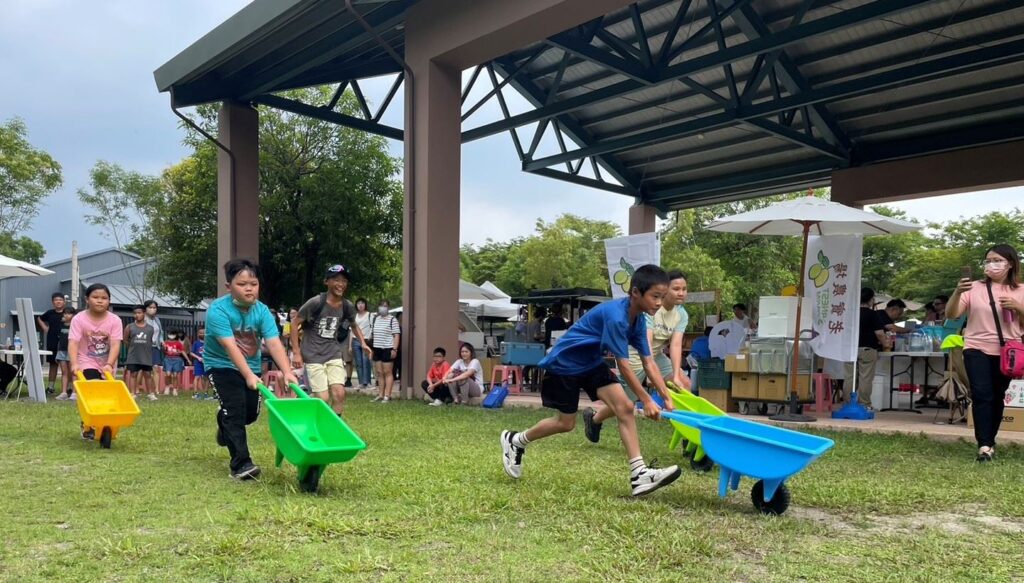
206;259;298;480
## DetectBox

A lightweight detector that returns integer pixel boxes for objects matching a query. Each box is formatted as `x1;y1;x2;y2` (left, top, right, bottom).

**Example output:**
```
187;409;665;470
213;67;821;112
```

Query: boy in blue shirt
501;265;681;497
206;259;298;480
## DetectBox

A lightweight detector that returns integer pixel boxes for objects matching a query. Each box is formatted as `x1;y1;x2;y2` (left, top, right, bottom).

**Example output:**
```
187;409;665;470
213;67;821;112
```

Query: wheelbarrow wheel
757;403;769;416
99;427;112;449
689;455;714;473
751;480;790;515
299;465;323;493
739;402;750;415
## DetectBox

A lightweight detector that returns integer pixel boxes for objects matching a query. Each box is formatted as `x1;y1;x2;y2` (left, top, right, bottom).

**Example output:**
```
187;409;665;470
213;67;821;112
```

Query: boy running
206;259;297;480
290;264;371;416
500;265;681;497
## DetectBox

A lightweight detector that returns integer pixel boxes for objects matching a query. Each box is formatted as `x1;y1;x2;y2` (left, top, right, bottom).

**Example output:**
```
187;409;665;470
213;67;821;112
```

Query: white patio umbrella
707;196;921;420
0;254;54;278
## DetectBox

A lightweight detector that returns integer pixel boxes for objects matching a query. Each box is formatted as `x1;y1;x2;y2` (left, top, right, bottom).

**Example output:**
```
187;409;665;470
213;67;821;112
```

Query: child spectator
445;343;484;405
500;265;681;498
37;292;67;394
206;258;297;480
162;329;190;396
53;307;76;400
123;305;156;400
191;326;210;399
68;283;123;439
421;346;452;406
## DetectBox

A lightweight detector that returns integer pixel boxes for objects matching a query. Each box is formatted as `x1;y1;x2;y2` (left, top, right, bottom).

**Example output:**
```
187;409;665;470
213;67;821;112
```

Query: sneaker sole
631;466;682;497
500;431;522;479
231;467;262;480
583;408;600;444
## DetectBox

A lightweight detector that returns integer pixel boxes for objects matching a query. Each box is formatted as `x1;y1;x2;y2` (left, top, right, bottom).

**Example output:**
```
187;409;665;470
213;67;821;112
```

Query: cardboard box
967;405;1024;432
725;353;749;373
731;373;758;399
1005;380;1024;408
757;374;811;402
700;388;739;413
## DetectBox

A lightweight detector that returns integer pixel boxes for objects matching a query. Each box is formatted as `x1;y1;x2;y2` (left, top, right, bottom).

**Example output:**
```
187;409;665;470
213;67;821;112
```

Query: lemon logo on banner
808;249;831;288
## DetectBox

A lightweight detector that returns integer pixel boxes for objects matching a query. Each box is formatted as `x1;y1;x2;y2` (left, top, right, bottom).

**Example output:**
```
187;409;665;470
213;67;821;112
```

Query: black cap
325;264;351;280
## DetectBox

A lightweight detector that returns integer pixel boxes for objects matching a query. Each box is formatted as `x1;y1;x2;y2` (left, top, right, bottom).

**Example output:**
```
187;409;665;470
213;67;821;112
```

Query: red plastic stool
182;366;194;390
807;373;833;413
490;365;523;394
263;370;287;397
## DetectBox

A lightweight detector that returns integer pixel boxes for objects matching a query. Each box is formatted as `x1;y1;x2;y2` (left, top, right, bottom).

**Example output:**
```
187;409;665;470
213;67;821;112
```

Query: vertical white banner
604;233;660;298
804;235;863;363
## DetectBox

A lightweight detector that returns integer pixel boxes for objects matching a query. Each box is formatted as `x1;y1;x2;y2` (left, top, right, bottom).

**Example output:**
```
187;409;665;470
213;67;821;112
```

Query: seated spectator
421;347;453;406
445;343;483;405
876;299;911;334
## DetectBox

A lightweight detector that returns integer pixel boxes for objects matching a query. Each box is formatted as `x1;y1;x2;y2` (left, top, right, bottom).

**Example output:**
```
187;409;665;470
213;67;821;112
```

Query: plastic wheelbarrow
73;371;141;449
664;383;725;473
662;411;834;515
257;383;366;493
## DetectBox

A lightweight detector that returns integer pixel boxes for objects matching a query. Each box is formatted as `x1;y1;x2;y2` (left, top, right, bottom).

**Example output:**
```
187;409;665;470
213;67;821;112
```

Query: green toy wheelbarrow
665;382;725;472
257;383;366;492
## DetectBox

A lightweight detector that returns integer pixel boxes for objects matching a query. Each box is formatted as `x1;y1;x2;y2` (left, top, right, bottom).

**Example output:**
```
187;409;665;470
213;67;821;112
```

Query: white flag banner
804;235;863;363
604;233;660;298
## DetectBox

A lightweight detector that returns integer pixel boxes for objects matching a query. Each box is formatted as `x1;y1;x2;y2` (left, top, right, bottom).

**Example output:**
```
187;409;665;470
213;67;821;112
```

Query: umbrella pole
770;222;817;423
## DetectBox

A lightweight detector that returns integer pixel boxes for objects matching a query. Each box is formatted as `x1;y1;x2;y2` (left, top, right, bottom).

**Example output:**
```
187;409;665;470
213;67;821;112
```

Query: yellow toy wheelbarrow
73;371;141;449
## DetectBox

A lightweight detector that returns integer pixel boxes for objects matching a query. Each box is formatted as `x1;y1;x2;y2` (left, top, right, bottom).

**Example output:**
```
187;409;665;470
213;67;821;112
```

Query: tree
0;117;61;256
518;214;621;292
460;238;528;297
860;205;933;295
0;233;45;264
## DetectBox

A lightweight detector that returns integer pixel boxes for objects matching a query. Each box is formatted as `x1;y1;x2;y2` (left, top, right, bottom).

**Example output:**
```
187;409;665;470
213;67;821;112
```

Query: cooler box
500;342;546;366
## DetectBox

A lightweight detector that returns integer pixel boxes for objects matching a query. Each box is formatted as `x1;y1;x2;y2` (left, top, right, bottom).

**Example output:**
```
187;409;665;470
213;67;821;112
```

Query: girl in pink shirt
69;283;124;382
948;244;1024;462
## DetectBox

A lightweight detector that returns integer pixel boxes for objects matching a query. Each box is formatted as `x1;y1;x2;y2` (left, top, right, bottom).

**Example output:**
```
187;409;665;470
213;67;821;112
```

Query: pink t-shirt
69;311;124;371
958;280;1024;355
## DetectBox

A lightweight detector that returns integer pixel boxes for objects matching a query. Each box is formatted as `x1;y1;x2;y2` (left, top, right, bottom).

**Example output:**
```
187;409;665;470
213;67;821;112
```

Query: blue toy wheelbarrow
662;411;834;515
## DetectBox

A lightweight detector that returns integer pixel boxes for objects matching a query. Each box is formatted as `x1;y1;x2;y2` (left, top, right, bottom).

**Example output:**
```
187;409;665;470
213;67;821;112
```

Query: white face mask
377;306;389;316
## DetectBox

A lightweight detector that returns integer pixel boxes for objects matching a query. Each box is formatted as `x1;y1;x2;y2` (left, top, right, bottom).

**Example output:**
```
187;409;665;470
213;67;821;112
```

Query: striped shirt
371;315;401;349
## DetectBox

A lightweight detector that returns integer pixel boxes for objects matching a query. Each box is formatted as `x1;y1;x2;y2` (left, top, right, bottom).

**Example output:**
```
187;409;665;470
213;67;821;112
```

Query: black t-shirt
40;309;64;347
57;323;71;352
544;316;568;347
875;309;894;328
859;307;883;350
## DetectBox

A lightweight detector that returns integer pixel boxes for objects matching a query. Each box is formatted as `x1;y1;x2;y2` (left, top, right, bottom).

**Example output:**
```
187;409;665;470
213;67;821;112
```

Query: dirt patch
788;504;1024;535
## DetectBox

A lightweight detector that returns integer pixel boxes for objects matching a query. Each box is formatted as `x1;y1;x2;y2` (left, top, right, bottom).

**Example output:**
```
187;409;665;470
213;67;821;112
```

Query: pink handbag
986;281;1024;378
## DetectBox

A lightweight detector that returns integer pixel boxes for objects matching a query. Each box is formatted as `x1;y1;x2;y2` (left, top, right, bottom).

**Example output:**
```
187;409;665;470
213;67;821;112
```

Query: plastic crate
500;342;546;366
697;358;731;390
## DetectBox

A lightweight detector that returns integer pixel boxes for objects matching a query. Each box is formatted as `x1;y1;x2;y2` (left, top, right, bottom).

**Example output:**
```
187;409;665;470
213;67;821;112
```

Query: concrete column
628;203;657;234
217;100;260;291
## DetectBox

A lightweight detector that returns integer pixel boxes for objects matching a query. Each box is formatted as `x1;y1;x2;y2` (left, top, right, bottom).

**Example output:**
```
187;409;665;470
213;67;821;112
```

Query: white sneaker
630;463;682;497
69;393;77;401
381;397;390;403
500;430;525;479
148;394;158;401
55;393;69;401
372;396;383;402
429;399;443;406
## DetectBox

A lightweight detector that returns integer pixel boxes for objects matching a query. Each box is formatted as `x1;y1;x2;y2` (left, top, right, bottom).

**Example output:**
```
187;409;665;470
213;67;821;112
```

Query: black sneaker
216;427;226;447
231;463;261;480
500;430;525;479
630;460;681;497
583;407;602;444
344;378;353;388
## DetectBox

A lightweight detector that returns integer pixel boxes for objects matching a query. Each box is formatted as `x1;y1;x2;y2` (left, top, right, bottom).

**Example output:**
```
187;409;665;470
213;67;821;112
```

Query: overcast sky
2;0;1021;263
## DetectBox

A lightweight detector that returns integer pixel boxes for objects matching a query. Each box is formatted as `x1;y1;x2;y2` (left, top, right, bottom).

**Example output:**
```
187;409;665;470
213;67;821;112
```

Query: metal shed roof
155;0;1024;210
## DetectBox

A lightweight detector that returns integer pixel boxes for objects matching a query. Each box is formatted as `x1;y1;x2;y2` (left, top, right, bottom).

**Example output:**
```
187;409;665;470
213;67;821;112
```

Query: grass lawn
2;393;1024;582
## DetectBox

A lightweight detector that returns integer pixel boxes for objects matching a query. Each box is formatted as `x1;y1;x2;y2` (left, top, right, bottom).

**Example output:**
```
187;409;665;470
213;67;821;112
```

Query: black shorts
541;364;620;414
372;347;396;363
46;339;59;363
125;364;153;373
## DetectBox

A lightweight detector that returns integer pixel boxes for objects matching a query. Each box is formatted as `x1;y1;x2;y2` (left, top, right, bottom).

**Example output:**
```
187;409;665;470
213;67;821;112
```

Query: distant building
0;247;209;338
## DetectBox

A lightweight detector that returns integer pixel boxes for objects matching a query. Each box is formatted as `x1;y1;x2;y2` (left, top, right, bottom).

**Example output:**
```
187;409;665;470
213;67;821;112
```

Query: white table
1;349;54;400
875;351;947;413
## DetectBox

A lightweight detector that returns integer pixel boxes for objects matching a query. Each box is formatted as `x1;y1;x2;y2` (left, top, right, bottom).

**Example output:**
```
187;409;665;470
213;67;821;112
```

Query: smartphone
960;265;973;281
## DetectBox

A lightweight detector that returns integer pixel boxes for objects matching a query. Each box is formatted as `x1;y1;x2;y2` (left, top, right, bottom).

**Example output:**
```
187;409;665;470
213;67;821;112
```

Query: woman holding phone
947;244;1024;462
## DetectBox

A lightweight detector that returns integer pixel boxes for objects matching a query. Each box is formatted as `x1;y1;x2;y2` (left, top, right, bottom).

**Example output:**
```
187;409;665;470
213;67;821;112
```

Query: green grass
2;394;1024;582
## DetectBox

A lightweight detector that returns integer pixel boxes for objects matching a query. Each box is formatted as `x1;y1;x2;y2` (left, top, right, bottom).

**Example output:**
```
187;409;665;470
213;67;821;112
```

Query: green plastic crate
697;358;731;390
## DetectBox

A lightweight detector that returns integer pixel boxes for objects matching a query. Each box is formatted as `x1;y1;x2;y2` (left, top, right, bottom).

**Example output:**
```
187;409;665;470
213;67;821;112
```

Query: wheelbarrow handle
289;383;312;399
256;384;276;401
662;410;715;428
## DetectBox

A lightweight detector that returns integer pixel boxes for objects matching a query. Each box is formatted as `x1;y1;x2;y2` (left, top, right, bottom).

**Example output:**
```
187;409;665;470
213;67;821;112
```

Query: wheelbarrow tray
74;376;140;440
265;398;366;470
665;387;724;462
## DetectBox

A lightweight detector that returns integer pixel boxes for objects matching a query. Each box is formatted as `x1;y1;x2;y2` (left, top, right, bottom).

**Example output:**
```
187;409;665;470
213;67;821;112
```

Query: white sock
629;456;646;476
512;432;530;449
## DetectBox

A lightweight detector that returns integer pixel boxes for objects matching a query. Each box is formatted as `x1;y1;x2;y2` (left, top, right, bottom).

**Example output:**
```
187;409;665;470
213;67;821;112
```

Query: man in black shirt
876;298;911;335
36;292;66;394
846;288;890;409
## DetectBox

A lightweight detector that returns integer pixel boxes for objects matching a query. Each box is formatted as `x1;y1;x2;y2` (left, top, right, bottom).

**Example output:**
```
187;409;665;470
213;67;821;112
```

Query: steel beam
253;93;403;141
528;167;635;195
648;158;835;200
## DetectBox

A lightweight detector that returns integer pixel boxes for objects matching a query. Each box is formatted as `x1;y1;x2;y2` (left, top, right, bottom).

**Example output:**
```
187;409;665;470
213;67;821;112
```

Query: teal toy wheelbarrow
662;411;834;515
257;383;366;492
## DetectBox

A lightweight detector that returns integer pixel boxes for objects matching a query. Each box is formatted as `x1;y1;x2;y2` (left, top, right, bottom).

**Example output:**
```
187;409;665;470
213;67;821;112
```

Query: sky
2;0;1021;263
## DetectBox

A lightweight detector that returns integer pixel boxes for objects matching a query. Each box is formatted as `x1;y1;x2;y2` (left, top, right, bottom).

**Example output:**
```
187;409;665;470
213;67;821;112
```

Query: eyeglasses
981;259;1008;267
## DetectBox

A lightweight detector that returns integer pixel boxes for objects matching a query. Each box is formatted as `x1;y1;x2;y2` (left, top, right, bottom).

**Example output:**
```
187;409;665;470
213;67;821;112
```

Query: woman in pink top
947;244;1024;462
69;283;124;382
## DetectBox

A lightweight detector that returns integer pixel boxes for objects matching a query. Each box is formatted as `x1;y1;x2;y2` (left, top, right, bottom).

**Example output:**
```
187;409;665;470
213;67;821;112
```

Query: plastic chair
805;373;833;413
263;370;287;397
490;365;523;394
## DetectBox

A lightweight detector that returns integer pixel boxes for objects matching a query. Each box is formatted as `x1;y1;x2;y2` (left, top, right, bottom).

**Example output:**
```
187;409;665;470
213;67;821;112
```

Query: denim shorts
163;356;184;373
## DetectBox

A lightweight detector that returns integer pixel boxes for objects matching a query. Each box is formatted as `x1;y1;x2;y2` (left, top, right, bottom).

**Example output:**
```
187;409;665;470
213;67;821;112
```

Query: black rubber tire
690;454;714;473
796;404;805;415
299;465;323;493
751;480;791;515
739;402;750;415
757;403;769;416
99;427;112;449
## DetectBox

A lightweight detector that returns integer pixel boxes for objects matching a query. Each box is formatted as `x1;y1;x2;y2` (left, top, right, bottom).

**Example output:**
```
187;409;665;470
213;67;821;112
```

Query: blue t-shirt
538;297;650;375
203;295;280;373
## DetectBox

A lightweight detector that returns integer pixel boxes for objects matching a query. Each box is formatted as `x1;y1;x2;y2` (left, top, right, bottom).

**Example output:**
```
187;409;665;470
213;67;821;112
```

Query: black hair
861;287;875;305
51;292;65;301
133;305;145;312
460;342;476;359
934;294;949;303
223;258;261;283
433;346;447;357
144;299;158;309
732;303;747;311
886;299;906;309
534;306;547;318
985;244;1020;289
355;298;368;308
630;264;670;294
667;270;688;282
379;299;391;307
84;283;110;300
62;307;76;316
